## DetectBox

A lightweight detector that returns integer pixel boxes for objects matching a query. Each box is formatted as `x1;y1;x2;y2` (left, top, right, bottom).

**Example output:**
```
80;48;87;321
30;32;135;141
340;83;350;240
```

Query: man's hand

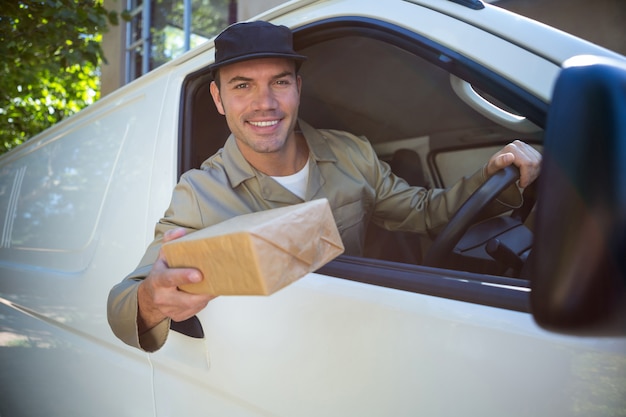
137;228;216;334
486;140;541;188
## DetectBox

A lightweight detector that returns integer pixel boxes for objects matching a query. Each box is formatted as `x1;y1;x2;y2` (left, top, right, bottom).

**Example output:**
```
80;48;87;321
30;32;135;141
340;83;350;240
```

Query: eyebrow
271;71;295;80
224;76;249;87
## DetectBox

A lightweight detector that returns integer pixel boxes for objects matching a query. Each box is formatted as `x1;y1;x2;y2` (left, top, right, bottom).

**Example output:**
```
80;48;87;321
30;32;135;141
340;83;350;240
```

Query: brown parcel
161;199;345;295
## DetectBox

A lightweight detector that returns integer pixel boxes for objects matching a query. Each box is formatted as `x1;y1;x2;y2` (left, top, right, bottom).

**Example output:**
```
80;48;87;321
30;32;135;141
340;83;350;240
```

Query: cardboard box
162;199;344;295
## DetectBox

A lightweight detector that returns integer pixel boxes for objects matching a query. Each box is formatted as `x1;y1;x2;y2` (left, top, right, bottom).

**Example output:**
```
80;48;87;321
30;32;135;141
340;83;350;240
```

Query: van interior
177;19;544;274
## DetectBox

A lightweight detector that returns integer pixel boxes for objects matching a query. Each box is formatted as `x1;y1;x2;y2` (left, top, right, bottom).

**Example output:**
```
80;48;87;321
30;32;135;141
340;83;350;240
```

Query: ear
210;81;225;115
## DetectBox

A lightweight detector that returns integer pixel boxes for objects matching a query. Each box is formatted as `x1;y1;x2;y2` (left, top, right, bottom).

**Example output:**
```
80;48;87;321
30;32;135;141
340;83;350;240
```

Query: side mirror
528;56;626;335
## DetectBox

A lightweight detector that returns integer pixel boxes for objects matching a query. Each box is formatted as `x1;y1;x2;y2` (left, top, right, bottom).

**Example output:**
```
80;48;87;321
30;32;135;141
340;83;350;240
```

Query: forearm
107;274;171;352
137;279;168;335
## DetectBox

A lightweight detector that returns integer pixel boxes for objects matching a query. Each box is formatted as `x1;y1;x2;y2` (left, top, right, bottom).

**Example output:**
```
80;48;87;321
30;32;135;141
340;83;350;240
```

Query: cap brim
208;52;307;73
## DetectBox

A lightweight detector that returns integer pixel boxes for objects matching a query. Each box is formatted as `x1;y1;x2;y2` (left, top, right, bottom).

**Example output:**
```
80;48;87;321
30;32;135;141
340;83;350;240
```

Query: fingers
486;140;542;188
139;264;213;328
138;227;215;329
153;253;202;288
163;227;187;243
157;227;195;280
149;279;214;323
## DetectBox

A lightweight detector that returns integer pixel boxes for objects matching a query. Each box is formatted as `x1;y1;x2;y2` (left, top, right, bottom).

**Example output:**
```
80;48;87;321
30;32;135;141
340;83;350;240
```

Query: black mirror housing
528;56;626;335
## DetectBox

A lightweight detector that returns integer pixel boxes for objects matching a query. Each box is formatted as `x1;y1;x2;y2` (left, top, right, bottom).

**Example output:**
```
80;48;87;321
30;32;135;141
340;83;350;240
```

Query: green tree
0;0;120;154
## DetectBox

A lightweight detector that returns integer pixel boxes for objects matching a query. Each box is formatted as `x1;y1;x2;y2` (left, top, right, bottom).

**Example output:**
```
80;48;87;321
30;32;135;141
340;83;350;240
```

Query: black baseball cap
208;21;307;74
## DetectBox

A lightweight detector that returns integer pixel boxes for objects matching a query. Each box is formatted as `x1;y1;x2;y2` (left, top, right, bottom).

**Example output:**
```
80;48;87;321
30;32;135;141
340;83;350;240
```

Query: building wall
101;0;129;97
101;0;288;96
237;0;287;21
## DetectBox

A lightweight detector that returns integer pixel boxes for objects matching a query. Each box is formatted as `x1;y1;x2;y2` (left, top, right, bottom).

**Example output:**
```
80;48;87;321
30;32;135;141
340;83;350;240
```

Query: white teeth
250;120;278;127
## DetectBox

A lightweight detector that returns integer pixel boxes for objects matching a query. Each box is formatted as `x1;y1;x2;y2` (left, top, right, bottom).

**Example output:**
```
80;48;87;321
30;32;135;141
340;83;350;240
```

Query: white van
1;0;625;416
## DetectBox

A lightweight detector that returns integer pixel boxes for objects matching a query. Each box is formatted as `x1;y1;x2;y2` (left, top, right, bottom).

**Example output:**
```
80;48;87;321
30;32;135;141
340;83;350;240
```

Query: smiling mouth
249;120;279;128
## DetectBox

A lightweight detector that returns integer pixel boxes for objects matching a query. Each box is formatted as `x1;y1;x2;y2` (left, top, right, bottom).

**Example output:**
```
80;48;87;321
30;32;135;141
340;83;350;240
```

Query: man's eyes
232;79;291;90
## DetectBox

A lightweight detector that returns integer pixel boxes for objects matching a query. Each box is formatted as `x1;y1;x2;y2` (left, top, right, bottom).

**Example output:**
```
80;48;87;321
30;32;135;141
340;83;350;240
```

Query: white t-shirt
271;158;310;199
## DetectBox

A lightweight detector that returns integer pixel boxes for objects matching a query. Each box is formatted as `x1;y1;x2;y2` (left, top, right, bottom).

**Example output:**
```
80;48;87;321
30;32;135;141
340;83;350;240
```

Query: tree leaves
0;0;118;154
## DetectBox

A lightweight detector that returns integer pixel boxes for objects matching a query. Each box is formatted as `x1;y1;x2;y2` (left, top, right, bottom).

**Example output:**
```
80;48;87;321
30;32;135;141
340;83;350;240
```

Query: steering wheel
423;165;524;268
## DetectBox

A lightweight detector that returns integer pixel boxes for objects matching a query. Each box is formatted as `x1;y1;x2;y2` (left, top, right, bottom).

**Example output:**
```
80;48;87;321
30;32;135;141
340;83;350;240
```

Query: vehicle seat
364;148;427;264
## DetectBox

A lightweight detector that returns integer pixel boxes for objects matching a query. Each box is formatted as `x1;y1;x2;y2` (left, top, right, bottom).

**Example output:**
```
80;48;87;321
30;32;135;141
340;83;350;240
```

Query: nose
251;85;278;111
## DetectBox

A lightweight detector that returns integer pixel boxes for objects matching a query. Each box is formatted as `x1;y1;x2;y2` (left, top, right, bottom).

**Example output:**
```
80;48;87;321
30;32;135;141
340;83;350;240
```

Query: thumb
175;269;203;285
496;152;515;169
487;152;515;177
157;265;203;289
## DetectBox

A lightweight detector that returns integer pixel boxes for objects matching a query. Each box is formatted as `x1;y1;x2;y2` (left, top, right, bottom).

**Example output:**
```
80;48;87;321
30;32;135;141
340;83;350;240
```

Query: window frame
176;16;548;313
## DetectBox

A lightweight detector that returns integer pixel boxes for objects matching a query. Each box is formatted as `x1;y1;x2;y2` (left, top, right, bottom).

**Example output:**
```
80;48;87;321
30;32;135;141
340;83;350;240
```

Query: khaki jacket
108;120;520;351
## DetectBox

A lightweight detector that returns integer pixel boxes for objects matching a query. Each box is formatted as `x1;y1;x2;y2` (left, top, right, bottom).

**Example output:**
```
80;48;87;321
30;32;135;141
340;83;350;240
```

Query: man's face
210;58;302;158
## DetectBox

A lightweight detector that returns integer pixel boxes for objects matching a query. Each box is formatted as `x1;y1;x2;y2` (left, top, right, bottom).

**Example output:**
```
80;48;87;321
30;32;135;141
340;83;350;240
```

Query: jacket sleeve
107;173;205;352
107;274;171;352
347;134;523;236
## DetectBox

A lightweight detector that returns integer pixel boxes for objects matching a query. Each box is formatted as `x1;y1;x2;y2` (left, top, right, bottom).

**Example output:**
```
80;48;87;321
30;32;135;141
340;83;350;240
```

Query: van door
0;73;175;416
